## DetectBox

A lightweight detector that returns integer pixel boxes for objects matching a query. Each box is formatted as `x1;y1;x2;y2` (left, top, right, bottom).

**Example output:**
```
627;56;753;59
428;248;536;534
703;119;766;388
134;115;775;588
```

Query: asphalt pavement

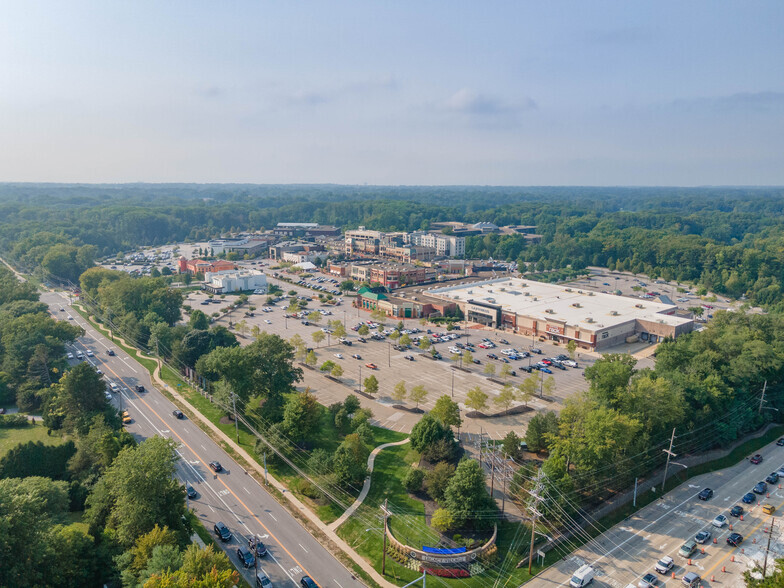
531;437;784;588
45;291;364;588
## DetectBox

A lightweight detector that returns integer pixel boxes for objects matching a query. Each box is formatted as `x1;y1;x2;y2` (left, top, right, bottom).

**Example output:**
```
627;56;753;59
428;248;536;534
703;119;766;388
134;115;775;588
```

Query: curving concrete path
329;438;410;531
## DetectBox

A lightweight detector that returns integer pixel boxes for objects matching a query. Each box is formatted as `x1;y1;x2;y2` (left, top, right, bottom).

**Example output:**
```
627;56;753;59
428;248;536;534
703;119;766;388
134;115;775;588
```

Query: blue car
540;367;553;374
742;492;756;504
754;482;768;494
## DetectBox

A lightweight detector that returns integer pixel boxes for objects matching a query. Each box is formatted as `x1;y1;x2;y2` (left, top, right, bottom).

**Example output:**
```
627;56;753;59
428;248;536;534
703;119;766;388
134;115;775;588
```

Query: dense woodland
2;184;784;307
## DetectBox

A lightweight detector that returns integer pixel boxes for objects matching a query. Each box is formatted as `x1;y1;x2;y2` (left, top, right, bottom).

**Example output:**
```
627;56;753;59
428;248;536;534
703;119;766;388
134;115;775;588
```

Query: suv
300;577;318;588
682;572;701;587
213;521;232;542
697;488;713;500
237;546;255;568
256;573;273;588
726;532;743;547
107;349;116;356
135;385;145;393
172;409;184;419
679;540;697;557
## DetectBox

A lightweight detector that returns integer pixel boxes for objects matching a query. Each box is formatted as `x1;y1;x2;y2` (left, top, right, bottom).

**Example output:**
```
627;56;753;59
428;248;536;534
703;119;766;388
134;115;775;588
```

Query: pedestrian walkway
329;438;410;531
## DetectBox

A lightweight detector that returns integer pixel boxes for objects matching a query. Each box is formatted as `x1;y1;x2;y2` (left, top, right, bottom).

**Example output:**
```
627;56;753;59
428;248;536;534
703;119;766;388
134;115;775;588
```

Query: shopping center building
427;277;693;351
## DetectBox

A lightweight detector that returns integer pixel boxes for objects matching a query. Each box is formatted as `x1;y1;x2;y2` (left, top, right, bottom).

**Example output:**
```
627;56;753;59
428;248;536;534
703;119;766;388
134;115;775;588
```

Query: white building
281;250;320;264
407;231;466;257
204;269;267;294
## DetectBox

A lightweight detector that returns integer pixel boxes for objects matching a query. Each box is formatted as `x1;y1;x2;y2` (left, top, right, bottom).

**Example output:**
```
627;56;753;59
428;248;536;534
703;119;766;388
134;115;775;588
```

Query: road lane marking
243;486;250;495
92;343;323;587
269;513;278;522
299;543;308;553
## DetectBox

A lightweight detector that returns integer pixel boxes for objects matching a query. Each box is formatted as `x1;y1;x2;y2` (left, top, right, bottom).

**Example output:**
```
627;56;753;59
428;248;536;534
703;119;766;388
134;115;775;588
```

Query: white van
570;565;595;588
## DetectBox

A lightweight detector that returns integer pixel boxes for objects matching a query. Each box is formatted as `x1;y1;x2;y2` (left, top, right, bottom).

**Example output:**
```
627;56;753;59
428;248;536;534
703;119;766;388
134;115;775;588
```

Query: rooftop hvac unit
585;317;595;323
565;288;572;292
588;292;595;296
545;308;555;314
571;303;582;308
635;304;644;308
610;310;619;316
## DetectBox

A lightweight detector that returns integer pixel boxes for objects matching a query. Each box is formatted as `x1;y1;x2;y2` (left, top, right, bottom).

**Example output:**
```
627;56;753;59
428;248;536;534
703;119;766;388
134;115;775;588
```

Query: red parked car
750;454;763;464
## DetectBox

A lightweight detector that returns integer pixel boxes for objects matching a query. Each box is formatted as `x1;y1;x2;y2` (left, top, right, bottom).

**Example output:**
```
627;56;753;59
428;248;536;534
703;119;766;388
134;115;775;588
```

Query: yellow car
762;504;776;515
122;411;132;424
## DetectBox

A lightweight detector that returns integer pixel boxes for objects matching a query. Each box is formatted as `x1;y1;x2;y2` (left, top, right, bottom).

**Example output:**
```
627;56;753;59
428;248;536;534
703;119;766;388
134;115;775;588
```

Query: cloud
443;88;537;116
667;91;784;114
282;76;399;108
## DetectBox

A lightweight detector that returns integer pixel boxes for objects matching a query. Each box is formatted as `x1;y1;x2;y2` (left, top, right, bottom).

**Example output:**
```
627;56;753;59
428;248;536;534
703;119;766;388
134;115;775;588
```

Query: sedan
365;363;377;370
209;461;223;473
563;360;578;368
172;409;184;419
753;481;768;494
726;533;743;547
751;454;763;464
264;319;272;324
334;353;344;359
351;354;362;360
213;521;232;542
730;505;744;517
540;367;553;374
712;514;728;528
107;349;116;356
185;484;197;499
766;472;779;484
404;355;415;361
742;492;756;504
777;438;784;446
638;573;658;588
695;530;711;544
67;353;74;360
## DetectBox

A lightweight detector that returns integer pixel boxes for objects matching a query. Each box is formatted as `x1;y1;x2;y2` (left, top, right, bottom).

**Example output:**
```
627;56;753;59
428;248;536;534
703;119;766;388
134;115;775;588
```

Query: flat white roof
429;277;691;331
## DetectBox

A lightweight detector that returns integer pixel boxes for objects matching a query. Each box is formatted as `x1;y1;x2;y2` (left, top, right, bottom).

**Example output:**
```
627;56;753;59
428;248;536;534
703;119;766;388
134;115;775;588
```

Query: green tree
425;461;456;503
188;309;209;330
281;390;321;443
391;381;407;403
430;395;462;428
483;362;496;377
501;431;522;460
399;333;412;347
541;374;556;398
404;467;425;493
311;330;325;347
461;350;474;364
331;363;344;379
494;384;517;413
409;384;428;408
465;386;488;412
499;363;512;381
443;459;496;528
389;330;400;343
333;323;347;339
305;350;317;367
44;361;110;434
85;436;189;548
410;414;452;454
525;411;559;453
307;311;322;324
143;543;238;587
584;353;637;409
566;340;577;359
431;508;455;532
517;375;538;406
332;433;369;489
419;337;431;350
357;324;370;336
364;374;379;395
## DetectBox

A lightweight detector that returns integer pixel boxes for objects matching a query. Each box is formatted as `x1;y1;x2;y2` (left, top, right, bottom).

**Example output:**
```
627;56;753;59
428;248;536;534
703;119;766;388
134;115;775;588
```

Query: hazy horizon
2;1;783;186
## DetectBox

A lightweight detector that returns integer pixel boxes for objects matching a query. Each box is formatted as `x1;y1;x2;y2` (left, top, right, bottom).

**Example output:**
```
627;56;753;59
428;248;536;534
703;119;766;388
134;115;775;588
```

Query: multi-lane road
44;291;364;588
532;438;784;588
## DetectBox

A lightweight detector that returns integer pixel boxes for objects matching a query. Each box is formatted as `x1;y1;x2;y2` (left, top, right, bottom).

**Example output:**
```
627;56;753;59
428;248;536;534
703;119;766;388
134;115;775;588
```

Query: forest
2;183;784;307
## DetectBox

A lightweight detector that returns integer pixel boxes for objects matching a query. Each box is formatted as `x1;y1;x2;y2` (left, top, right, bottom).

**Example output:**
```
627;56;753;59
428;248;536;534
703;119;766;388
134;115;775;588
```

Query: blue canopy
421;546;466;554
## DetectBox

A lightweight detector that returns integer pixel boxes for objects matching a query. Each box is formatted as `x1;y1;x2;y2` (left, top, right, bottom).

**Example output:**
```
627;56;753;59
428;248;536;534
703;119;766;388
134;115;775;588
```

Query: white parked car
334;353;344;359
712;514;728;528
563;360;578;368
86;349;94;357
67;353;74;360
264;319;271;324
109;382;119;391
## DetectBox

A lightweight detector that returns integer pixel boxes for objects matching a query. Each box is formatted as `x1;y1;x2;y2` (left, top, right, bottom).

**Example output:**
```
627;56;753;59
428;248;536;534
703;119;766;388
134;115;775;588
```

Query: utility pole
263;452;268;485
232;389;239;442
501;453;507;515
490;453;496;497
759;380;768;414
382;498;388;575
528;470;546;575
479;428;484;468
661;428;677;494
763;517;775;577
451;368;454;397
633;477;639;507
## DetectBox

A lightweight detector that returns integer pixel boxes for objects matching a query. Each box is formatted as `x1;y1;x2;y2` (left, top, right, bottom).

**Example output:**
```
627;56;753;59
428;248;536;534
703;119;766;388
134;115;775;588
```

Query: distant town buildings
269;241;327;263
178;257;236;275
344;226;467;262
204;269;267;294
272;223;341;238
207;236;273;257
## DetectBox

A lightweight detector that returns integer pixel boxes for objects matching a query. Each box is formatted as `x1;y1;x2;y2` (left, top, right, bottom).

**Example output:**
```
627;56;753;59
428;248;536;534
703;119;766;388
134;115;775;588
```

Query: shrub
403;467;425;493
0;414;31;428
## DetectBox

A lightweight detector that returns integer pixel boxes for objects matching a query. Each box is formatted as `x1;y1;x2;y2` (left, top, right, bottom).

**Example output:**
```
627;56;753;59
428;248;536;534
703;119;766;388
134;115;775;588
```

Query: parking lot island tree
465;386;489;413
409;384;428;409
391;380;407;403
363;374;379;396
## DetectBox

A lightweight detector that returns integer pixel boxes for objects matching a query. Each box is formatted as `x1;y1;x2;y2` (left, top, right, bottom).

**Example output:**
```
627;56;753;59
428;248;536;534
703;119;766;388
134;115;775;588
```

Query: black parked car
766;472;780;484
301;577;318;588
753;481;768;494
777;438;784;446
214;521;232;542
730;505;744;517
698;488;713;500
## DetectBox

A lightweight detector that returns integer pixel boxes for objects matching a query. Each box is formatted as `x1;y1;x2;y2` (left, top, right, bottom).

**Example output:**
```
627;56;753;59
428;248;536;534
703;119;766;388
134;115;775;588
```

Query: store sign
546;324;564;335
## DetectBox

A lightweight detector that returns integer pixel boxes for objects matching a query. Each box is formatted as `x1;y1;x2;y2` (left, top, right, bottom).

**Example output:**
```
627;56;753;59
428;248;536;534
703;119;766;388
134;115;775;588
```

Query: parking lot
185;274;602;437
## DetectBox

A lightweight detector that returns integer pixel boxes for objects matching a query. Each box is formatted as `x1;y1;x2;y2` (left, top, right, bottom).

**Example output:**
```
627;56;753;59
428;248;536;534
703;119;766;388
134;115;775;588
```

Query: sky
1;1;783;186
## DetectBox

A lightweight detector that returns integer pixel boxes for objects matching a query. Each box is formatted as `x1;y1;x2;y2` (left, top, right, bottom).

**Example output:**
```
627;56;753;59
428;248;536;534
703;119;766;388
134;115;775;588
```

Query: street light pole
451;368;454;397
661;428;677;493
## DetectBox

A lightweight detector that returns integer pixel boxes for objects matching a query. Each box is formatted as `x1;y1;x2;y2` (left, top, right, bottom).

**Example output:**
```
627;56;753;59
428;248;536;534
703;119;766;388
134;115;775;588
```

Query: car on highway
122;411;132;424
365;363;377;370
256;573;273;588
185;484;197;499
638;573;658;588
730;505;744;517
300;577;318;588
86;349;94;357
654;556;674;574
213;521;232;542
750;454;763;464
726;532;743;547
109;382;119;391
777;438;784;446
172;409;184;419
679;540;697;557
711;515;727;528
762;503;776;515
135;385;145;393
76;351;84;359
766;472;779;484
742;492;756;504
694;530;711;544
209;461;223;472
682;572;701;587
237;545;256;568
104;391;113;400
107;349;115;356
753;481;768;494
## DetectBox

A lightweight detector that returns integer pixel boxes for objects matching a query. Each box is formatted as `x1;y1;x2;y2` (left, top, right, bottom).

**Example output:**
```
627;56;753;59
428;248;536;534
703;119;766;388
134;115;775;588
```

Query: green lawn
336;444;544;587
0;423;65;459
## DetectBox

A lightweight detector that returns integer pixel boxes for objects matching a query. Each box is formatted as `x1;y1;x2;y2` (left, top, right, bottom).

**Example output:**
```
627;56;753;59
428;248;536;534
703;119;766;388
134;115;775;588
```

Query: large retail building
427;277;693;351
